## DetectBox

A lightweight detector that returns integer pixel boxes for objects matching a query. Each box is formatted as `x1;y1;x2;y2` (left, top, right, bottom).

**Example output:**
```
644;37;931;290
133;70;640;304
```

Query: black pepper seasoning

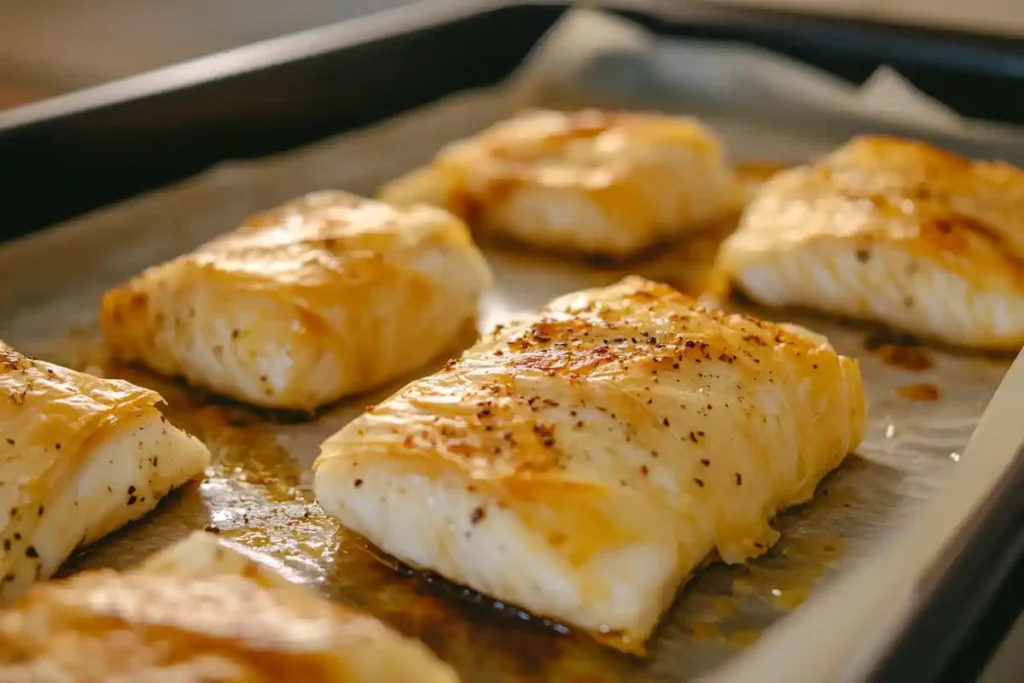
470;507;486;525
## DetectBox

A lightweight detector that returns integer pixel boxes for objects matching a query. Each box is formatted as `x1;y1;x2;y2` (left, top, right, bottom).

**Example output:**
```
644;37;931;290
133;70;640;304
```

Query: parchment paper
0;9;1018;682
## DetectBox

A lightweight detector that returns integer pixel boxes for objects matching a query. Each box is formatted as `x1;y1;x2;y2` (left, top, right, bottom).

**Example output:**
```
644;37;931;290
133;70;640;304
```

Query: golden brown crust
315;277;865;648
350;277;842;482
0;533;459;682
100;191;491;411
0;342;161;579
379;109;738;258
716;136;1024;349
777;136;1024;288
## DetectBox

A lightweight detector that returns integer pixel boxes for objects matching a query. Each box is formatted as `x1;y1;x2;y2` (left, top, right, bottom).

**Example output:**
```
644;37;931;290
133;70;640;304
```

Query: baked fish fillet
0;532;459;682
0;341;209;603
313;276;866;652
100;191;492;412
379;109;739;259
716;135;1024;350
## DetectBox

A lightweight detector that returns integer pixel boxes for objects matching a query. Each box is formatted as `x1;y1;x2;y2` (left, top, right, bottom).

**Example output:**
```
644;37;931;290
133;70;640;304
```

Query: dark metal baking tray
2;0;1024;240
1;2;1023;681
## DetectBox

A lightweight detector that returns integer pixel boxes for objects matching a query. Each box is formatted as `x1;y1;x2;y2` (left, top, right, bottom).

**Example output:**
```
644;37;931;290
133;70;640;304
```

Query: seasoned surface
314;277;866;652
0;342;209;603
0;532;459;682
0;90;1012;683
380;109;739;258
100;191;492;411
7;244;1006;683
717;136;1024;350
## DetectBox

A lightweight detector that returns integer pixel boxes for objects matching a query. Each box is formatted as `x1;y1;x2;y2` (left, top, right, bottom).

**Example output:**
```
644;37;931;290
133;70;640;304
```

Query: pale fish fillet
716;135;1024;351
100;191;492;411
379;109;740;259
0;341;209;603
0;532;460;682
313;276;866;653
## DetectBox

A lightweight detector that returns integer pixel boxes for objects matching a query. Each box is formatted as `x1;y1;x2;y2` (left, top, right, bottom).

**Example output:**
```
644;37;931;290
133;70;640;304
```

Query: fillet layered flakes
0;342;209;603
379;109;738;258
313;276;866;652
0;532;459;682
716;135;1024;350
100;191;492;411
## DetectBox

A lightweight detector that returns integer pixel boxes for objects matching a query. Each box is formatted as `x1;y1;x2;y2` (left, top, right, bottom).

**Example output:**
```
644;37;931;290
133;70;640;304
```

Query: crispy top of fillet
0;533;460;682
315;277;866;650
379;109;740;257
724;135;1024;291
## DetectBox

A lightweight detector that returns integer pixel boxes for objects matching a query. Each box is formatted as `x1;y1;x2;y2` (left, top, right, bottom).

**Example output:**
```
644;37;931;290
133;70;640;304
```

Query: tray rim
0;0;494;133
4;0;1024;237
4;0;1024;134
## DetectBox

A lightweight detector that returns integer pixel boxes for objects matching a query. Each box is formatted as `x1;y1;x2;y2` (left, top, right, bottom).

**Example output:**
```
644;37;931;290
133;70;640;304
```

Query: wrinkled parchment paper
0;9;1020;683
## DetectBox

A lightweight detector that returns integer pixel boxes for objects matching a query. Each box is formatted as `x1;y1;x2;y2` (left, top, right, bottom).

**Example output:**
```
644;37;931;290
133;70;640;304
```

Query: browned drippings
863;332;934;372
33;329;861;681
896;383;942;402
41;335;616;673
684;622;725;640
729;532;845;612
725;629;763;648
38;331;327;555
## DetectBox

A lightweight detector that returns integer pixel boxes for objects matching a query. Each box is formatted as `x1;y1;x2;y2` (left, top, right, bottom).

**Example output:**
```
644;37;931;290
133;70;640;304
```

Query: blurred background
4;0;1024;112
0;0;417;110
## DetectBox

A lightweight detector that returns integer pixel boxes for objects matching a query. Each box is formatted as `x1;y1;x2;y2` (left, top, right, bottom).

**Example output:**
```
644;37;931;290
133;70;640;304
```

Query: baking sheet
0;8;1018;682
702;0;1024;39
